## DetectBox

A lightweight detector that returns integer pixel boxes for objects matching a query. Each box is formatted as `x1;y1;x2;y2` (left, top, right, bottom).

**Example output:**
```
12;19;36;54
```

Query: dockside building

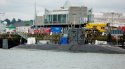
43;0;91;28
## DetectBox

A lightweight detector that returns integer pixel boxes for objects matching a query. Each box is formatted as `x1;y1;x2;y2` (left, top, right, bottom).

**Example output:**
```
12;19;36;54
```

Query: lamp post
107;12;114;45
111;12;114;26
72;14;76;28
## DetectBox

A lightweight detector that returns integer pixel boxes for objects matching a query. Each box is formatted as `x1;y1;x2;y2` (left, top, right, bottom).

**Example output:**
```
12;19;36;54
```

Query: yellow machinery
86;23;107;32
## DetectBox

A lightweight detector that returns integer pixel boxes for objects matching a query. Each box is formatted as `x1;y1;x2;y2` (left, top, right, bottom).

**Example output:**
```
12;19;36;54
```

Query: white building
94;12;125;23
16;26;31;33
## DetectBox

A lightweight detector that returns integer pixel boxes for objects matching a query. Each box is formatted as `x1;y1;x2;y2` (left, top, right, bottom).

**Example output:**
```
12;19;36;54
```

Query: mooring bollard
2;39;9;49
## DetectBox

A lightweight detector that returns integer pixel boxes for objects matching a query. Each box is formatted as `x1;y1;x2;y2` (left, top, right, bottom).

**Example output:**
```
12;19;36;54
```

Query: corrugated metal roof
48;11;68;15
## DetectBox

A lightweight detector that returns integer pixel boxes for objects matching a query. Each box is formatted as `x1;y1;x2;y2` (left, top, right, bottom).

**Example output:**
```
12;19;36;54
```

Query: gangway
16;32;28;40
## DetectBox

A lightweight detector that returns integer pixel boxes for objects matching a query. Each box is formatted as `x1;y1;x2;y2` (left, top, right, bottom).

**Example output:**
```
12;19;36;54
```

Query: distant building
94;12;125;23
13;22;26;27
34;16;44;26
13;21;33;27
5;25;16;34
0;23;6;33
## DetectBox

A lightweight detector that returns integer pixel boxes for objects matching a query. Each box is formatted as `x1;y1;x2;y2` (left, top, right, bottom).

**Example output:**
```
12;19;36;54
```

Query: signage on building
80;17;87;23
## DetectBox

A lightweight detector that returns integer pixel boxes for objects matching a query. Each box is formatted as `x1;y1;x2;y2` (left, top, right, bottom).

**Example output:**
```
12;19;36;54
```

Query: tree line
4;18;22;25
3;18;33;26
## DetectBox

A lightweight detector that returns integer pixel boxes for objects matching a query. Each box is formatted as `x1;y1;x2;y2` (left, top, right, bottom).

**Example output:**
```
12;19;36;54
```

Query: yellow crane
86;23;107;32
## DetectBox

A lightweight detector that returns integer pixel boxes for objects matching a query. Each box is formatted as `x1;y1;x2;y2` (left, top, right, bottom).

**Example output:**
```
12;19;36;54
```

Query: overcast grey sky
0;0;125;20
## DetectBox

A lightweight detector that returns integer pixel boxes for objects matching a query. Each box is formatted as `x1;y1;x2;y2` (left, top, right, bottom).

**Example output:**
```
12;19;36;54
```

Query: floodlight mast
33;0;37;26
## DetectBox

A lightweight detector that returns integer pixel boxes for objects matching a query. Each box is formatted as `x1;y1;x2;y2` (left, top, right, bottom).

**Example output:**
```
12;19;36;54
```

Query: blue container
60;37;68;44
51;27;62;34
